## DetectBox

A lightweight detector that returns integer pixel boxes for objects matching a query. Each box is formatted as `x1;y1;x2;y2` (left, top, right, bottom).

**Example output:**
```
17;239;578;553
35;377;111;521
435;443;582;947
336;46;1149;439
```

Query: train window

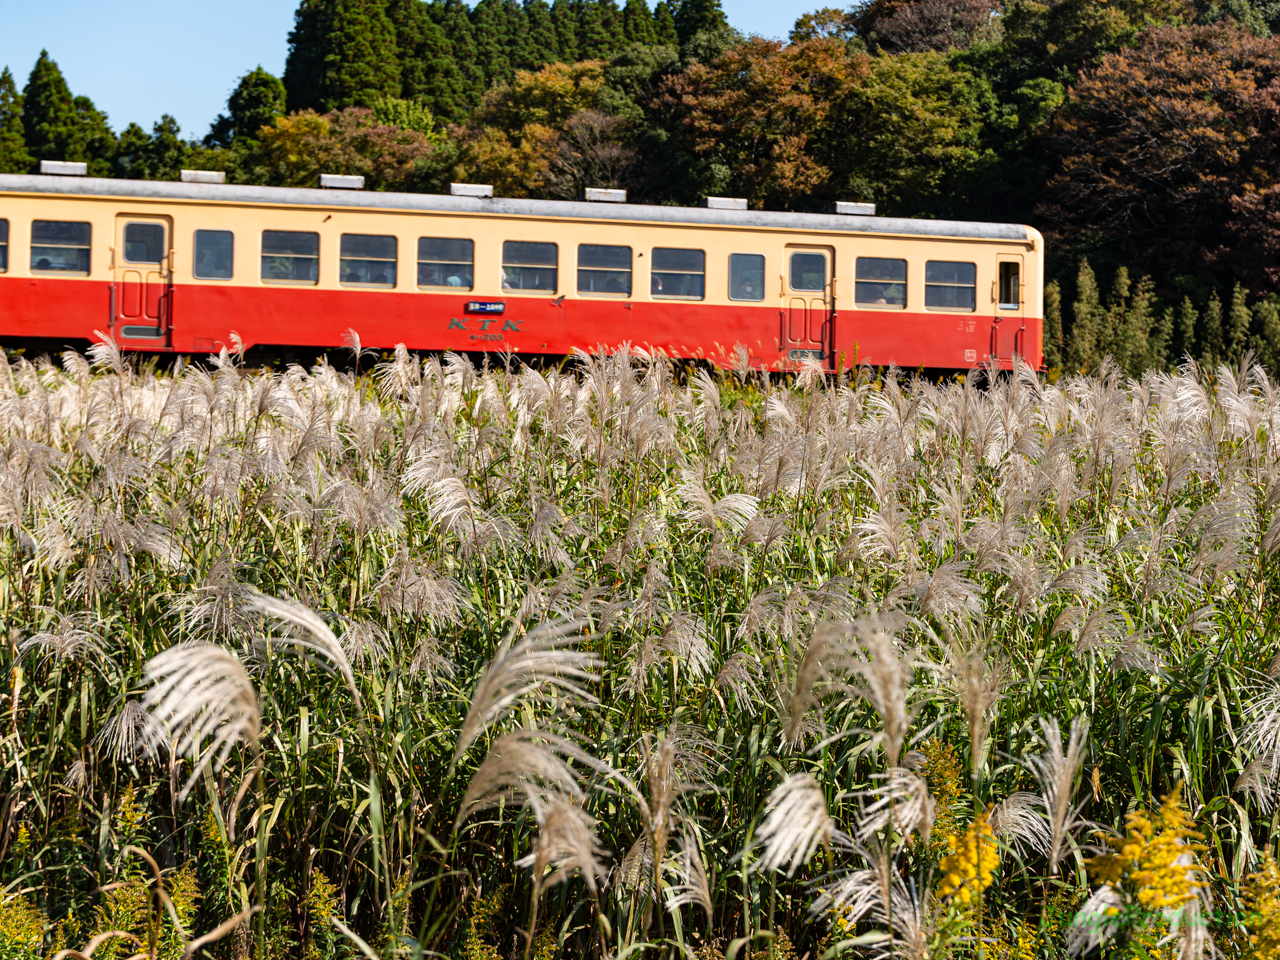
31;220;91;274
341;234;397;287
999;262;1021;309
418;238;474;289
925;261;976;311
124;223;166;264
577;244;631;296
502;241;557;293
790;252;826;292
651;248;704;299
855;257;906;308
261;230;319;284
194;230;234;279
728;254;765;301
0;220;7;273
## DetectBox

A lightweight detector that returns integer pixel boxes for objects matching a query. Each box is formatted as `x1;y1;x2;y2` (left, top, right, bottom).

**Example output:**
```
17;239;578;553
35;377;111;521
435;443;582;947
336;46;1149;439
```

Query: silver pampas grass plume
848;621;920;770
143;643;260;798
94;699;166;764
456;729;594;825
945;639;1008;779
1028;716;1090;874
247;592;361;707
519;794;609;895
455;619;602;761
665;824;713;918
857;767;936;844
752;773;846;876
988;791;1052;856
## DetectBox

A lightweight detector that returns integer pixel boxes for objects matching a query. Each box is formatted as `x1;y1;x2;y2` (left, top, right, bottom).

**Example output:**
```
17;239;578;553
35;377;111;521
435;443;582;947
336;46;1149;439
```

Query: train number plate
466;301;505;315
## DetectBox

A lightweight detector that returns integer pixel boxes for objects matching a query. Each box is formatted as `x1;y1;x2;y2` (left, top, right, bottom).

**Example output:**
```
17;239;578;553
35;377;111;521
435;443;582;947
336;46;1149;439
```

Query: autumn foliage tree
253;106;439;189
1040;23;1280;283
454;60;636;198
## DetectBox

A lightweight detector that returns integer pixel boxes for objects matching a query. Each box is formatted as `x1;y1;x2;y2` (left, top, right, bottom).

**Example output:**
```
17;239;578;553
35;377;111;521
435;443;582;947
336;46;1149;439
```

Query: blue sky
0;0;802;141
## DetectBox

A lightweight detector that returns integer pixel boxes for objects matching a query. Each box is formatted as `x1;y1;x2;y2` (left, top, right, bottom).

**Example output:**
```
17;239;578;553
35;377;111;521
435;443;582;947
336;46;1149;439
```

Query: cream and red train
0;173;1044;370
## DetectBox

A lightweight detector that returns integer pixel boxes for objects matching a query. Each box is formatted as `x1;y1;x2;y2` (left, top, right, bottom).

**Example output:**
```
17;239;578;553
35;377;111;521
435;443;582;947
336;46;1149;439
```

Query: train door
991;254;1024;362
783;246;833;365
113;216;173;347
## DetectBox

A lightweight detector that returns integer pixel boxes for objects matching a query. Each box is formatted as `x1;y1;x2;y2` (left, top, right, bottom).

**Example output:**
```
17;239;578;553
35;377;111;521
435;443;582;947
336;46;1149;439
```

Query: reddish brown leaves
1040;24;1280;281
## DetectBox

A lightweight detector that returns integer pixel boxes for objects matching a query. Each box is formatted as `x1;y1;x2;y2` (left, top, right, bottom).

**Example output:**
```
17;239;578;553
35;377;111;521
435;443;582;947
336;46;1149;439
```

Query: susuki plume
1028;716;1091;873
143;643;260;798
752;773;847;876
455;619;601;760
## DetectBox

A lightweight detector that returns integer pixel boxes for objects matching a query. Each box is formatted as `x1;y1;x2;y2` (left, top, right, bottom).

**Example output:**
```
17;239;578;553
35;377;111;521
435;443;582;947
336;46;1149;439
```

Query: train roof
0;173;1033;243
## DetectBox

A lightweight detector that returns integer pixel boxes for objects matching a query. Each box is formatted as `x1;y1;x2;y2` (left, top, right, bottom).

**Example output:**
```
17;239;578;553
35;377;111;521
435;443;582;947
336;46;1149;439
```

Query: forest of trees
3;0;1280;373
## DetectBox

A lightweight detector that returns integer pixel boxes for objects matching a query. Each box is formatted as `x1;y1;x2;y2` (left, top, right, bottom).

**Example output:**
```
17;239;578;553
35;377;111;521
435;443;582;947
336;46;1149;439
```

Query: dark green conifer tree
1201;291;1224;369
1175;297;1198;363
389;0;467;119
1228;282;1252;362
284;0;401;113
116;115;187;180
1043;280;1063;369
525;0;561;65
23;52;115;176
578;0;623;59
673;0;727;44
1252;297;1280;374
206;67;286;146
653;1;679;44
0;67;31;174
622;0;658;43
435;0;486;109
1067;258;1100;372
505;0;538;71
473;0;534;84
284;0;328;111
553;0;581;61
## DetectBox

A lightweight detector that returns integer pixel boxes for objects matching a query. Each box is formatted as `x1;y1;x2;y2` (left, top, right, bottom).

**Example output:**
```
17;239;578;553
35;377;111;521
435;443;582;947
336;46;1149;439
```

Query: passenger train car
0;173;1044;370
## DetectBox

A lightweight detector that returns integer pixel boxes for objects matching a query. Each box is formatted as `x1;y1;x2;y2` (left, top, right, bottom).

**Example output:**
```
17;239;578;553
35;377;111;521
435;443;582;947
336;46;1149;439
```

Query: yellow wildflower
1243;855;1280;960
1088;784;1205;912
936;809;999;904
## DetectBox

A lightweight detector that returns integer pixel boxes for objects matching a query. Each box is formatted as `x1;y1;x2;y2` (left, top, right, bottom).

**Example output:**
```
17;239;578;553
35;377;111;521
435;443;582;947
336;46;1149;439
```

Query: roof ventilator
319;174;365;190
582;187;626;203
180;170;226;184
700;196;747;210
450;182;494;198
40;160;87;176
829;201;876;216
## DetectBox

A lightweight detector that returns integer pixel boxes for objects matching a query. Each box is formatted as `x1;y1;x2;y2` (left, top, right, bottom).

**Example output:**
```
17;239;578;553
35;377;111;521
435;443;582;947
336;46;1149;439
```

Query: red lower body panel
0;277;1043;371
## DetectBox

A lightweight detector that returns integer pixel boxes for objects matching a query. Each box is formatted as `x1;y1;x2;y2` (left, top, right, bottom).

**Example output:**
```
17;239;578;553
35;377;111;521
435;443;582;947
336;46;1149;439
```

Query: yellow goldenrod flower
1088;784;1205;912
936;808;999;904
1243;855;1280;960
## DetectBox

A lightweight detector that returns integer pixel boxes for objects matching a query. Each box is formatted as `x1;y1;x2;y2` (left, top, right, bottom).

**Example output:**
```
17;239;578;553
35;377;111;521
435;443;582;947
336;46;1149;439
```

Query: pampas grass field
4;342;1280;959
